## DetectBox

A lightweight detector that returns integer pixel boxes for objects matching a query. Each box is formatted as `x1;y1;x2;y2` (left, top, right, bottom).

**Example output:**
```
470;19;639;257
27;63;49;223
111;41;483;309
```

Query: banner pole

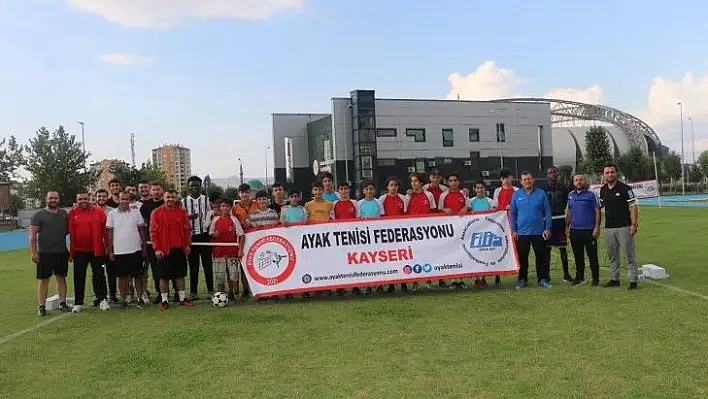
653;152;662;208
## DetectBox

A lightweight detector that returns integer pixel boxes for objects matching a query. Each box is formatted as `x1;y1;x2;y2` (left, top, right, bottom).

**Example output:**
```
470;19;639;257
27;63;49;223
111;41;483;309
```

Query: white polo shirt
107;207;144;255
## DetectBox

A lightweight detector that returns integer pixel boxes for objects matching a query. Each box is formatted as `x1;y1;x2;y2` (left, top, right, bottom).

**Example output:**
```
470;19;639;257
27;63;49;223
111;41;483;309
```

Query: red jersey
407;191;436;215
495;186;517;210
150;205;191;253
438;190;468;214
70;208;94;252
379;194;407;216
333;199;357;220
210;216;243;258
423;184;447;208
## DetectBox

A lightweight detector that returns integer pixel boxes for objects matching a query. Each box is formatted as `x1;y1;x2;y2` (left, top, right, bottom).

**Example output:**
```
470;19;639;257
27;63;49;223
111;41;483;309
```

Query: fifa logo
469;231;503;249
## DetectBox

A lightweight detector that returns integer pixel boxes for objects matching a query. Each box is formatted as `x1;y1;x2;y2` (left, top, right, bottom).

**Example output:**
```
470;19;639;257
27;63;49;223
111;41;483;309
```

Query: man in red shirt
492;170;518;211
150;189;195;311
438;173;469;215
407;173;439;290
423;170;448;210
68;192;108;312
332;182;357;220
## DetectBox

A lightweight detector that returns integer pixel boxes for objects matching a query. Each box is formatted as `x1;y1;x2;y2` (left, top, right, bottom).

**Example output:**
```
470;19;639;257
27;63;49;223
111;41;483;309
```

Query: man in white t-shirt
107;191;148;308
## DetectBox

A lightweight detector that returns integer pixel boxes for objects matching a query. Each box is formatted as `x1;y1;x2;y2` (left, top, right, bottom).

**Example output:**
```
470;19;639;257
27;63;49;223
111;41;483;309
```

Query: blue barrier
0;230;29;252
640;194;708;208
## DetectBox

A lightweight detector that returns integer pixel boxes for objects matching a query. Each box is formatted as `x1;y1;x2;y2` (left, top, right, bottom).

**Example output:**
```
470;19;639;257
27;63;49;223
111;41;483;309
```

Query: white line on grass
0;313;71;347
640;278;708;301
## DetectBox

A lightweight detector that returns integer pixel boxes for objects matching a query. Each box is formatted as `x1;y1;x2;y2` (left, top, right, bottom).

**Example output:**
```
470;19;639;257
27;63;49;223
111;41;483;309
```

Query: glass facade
307;115;333;165
350;90;378;190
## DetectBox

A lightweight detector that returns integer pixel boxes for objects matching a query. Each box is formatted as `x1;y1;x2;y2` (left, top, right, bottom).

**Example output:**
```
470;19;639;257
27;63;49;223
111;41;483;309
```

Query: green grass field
1;207;707;398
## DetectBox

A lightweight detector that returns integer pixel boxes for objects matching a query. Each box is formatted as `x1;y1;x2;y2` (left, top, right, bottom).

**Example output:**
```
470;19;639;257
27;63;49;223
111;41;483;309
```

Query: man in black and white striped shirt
181;176;214;299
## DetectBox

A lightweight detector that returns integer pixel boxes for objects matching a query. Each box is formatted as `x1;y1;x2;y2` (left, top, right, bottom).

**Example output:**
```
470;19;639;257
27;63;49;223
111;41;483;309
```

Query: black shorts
156;248;188;280
114;251;143;278
548;218;568;246
36;252;69;279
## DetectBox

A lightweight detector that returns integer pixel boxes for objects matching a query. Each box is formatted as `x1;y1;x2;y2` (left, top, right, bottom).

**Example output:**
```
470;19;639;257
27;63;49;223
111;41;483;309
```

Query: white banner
242;211;519;297
590;179;659;199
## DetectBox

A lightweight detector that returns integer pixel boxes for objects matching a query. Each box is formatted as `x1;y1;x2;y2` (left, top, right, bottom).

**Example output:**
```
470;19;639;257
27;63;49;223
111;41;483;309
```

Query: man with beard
68;192;109;313
125;184;142;211
137;180;151;203
141;181;177;303
181;176;214;299
599;164;640;290
107;178;121;208
565;173;601;286
150;189;195;311
510;171;553;289
95;189;118;304
30;191;71;316
544;166;572;283
108;191;148;308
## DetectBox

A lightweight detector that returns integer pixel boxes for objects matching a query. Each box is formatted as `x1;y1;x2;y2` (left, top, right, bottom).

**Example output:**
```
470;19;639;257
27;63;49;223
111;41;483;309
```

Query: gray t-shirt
30;208;69;253
100;205;115;216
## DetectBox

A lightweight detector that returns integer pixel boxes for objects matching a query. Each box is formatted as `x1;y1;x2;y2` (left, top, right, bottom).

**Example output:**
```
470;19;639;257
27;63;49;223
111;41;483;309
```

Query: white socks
178;291;186;301
161;293;168;303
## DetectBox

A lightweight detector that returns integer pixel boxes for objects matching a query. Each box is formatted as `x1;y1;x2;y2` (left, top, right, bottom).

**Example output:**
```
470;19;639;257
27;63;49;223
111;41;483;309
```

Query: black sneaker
459;281;468;289
591;280;600;287
92;298;101;307
603;280;621;288
571;280;586;286
438;280;447;288
387;284;395;293
365;287;373;294
336;289;346;296
400;283;408;292
120;301;128;310
109;296;119;304
376;285;385;292
627;282;638;291
302;292;311;299
58;302;71;313
352;288;362;295
38;306;47;316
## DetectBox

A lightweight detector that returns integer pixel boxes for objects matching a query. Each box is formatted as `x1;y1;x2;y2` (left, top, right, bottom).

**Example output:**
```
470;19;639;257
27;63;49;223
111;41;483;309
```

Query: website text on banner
242;211;519;297
590;179;659;199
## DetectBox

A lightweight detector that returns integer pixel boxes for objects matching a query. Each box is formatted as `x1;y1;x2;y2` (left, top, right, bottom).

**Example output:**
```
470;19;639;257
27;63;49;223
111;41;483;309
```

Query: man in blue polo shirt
565;173;601;286
510;171;552;289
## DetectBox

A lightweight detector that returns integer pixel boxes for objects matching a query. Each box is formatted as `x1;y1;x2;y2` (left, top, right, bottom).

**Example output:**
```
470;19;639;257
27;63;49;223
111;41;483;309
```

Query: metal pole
678;102;685;195
652;152;661;208
689;117;696;163
265;146;270;188
77;121;85;154
237;158;244;186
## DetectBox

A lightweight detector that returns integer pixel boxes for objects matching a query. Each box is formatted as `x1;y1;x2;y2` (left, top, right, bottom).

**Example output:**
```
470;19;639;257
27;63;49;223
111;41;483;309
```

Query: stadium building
273;90;554;194
271;91;663;195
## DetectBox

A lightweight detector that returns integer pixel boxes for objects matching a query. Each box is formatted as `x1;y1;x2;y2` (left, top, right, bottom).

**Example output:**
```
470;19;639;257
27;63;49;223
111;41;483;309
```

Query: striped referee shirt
181;194;212;236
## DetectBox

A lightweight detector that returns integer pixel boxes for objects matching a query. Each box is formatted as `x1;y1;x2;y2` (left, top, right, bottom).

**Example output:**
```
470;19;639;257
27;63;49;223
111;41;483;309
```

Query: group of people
28;164;640;316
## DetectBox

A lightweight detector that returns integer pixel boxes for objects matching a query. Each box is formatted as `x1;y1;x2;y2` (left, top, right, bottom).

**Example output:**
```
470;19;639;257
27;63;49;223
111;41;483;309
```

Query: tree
24;126;97;206
698;150;708;178
557;165;574;187
583;126;614;177
223;186;238;203
661;151;682;187
11;192;24;212
0;135;23;182
616;147;652;182
109;161;169;188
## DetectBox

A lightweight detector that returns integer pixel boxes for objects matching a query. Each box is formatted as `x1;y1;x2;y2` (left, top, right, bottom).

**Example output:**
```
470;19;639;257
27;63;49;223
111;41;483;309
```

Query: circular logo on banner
460;216;510;267
644;181;658;197
413;264;423;274
403;265;413;274
246;235;297;286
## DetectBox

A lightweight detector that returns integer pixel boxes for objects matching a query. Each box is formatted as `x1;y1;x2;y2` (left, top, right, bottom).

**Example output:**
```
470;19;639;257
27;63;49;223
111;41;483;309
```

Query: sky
1;0;707;179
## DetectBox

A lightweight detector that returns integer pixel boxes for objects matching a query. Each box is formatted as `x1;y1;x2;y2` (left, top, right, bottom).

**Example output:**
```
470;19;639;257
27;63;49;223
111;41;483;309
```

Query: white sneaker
140;294;150;305
71;305;83;313
99;299;111;311
425;283;433;290
125;295;132;304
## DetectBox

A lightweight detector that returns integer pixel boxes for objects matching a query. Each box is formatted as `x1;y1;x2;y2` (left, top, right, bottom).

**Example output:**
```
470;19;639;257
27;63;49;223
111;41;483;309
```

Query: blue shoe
539;279;553;289
515;280;528;289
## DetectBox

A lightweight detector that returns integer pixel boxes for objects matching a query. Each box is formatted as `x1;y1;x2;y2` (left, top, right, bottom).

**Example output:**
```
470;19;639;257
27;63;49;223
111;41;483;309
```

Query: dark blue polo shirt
567;189;600;230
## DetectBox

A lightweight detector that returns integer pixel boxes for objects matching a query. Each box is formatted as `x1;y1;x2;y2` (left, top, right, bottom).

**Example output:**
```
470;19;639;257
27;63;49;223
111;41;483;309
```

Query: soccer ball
211;292;229;308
